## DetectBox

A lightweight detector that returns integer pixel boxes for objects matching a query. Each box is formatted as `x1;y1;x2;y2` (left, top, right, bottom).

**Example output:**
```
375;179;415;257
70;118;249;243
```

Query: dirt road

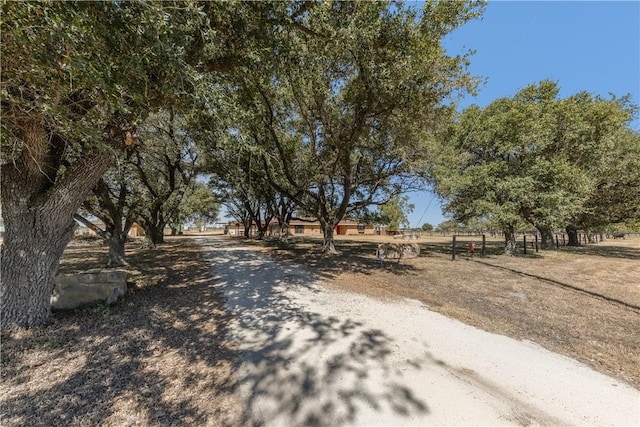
198;236;639;426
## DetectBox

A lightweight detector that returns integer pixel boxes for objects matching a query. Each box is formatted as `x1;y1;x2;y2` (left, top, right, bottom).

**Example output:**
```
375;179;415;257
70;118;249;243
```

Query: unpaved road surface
198;237;639;426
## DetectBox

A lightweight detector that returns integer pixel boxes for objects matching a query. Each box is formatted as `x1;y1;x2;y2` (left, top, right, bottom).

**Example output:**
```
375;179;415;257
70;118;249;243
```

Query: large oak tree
216;1;484;253
75;156;138;268
432;81;636;253
0;1;298;329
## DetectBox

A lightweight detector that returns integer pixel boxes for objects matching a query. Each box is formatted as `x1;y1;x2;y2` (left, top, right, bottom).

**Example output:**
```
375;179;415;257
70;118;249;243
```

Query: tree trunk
321;223;339;254
154;226;165;244
536;225;555;249
254;215;273;240
74;214;130;268
150;226;165;246
141;221;166;248
504;226;517;256
1;212;76;329
566;225;579;246
106;233;129;268
1;122;115;329
279;223;290;243
143;234;156;249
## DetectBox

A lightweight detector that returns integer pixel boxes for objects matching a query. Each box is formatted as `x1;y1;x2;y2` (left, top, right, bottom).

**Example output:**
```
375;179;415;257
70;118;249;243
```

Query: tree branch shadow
1;240;240;426
200;237;430;426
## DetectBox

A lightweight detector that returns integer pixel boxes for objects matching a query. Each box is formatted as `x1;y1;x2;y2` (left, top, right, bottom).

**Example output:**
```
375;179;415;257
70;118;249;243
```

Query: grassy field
1;233;638;425
258;233;640;389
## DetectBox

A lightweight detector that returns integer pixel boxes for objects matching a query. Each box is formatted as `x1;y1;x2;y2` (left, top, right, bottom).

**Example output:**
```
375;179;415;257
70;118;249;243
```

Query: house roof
224;217;371;227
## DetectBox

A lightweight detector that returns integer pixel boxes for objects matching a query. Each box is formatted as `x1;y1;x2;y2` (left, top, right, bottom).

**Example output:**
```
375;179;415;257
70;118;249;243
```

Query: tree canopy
176;182;220;232
207;1;484;252
0;1;309;328
366;196;415;232
5;1;636;331
432;81;637;251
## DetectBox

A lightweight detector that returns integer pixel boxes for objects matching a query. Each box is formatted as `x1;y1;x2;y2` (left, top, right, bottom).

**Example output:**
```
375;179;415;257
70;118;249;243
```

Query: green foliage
367;196;415;231
575;128;640;229
435;219;461;233
0;1;345;328
433;81;636;237
130;110;199;243
178;182;220;230
1;2;208;156
421;222;434;232
206;1;484;251
205;129;281;237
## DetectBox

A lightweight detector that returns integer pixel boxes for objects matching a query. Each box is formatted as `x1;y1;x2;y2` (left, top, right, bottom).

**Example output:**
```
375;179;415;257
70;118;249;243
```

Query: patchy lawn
1;237;241;427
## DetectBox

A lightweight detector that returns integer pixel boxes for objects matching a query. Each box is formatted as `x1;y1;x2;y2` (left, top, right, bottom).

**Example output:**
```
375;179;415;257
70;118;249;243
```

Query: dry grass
260;234;640;390
1;237;241;427
2;233;638;427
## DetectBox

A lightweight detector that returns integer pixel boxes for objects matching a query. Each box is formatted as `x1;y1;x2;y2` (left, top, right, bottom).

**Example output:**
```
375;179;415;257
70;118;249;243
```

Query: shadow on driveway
198;237;429;426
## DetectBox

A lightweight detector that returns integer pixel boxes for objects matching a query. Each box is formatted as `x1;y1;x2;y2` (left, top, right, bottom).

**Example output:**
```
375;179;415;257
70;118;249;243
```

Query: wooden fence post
535;234;539;252
482;234;486;258
523;235;527;255
452;235;456;261
556;235;560;249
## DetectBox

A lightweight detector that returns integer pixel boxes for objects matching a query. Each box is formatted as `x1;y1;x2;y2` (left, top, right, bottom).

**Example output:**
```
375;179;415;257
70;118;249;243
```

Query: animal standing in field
612;232;626;239
377;243;420;266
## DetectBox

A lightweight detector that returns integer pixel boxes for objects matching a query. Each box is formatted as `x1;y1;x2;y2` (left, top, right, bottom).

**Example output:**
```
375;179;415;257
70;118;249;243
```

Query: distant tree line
431;81;639;255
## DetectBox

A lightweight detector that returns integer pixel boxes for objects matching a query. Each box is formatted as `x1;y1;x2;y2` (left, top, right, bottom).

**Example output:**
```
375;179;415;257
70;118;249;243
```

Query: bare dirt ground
1;233;638;426
259;234;640;390
1;237;241;427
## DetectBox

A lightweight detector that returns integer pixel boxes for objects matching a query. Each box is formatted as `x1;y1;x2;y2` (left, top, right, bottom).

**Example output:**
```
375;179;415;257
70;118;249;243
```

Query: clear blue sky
407;0;640;229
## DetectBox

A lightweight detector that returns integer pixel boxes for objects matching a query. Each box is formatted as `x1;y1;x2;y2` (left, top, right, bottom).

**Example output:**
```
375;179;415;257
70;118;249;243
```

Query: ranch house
225;218;375;237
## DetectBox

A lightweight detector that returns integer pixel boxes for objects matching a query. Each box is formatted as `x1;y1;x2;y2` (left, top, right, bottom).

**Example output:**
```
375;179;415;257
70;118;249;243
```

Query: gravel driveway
198;236;639;426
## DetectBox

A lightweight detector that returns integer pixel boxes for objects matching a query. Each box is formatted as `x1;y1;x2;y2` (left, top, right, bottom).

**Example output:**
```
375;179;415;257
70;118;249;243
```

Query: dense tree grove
432;81;638;253
76;158;138;268
1;2;202;328
0;1;304;328
130;110;200;247
2;1;637;329
209;1;484;252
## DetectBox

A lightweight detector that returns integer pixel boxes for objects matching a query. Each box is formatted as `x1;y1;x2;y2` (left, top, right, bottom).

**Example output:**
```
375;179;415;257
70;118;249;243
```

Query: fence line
449;231;634;260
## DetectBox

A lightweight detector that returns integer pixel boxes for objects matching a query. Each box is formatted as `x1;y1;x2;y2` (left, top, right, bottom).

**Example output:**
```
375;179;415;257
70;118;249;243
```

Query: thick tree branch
73;214;107;239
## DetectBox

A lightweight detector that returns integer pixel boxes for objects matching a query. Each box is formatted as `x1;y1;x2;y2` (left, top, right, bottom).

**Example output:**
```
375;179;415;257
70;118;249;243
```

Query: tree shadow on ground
199;237;430;426
561;243;640;260
249;237;421;281
258;236;548;268
1;240;239;426
419;239;638;260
